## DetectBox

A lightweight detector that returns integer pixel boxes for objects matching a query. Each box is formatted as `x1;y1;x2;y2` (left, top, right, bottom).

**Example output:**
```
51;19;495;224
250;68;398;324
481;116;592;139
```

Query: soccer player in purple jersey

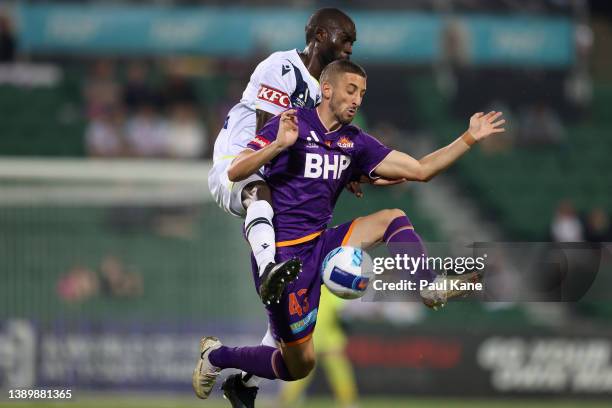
209;8;371;317
192;60;505;403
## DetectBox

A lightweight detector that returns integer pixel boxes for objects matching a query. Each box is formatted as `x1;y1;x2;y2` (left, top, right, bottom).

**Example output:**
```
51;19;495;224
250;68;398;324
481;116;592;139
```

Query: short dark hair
320;60;367;84
305;8;354;44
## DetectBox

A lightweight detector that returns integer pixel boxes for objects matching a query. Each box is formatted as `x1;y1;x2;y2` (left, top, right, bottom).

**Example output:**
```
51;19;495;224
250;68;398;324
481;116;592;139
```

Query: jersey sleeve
253;58;296;115
355;132;393;179
246;115;281;151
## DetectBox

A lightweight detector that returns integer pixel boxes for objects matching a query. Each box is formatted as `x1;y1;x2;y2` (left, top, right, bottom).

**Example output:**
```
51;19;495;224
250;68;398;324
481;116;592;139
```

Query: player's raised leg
242;181;301;305
343;208;481;308
242;181;276;277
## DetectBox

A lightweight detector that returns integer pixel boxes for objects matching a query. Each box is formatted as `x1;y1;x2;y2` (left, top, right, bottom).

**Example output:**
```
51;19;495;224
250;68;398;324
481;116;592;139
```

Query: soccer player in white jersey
206;8;358;407
209;9;358;308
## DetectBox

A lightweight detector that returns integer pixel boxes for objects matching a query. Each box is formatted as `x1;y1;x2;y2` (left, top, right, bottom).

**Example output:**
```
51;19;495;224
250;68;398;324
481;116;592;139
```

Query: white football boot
192;336;222;399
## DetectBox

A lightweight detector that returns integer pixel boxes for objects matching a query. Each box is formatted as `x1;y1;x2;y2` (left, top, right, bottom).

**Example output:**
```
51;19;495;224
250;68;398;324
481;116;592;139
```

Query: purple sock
384;216;436;283
208;345;293;381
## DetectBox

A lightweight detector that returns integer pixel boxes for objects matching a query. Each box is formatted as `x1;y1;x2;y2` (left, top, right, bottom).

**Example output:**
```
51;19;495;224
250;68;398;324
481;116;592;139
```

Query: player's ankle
258;260;275;277
241;373;260;388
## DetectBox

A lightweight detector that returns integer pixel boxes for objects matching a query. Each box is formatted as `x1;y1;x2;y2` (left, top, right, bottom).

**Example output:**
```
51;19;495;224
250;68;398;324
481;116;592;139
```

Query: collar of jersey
314;107;347;136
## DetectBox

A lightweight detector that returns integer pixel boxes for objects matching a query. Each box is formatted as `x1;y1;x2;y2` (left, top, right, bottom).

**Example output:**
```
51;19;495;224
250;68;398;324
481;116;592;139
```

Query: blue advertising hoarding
15;4;574;67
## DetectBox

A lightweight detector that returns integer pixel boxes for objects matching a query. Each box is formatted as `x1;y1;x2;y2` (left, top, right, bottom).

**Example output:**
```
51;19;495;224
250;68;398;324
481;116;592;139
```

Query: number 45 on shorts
288;289;309;317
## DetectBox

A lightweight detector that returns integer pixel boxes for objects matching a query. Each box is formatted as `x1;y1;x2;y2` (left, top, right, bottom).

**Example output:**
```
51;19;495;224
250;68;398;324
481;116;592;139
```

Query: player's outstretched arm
374;111;505;182
228;110;299;182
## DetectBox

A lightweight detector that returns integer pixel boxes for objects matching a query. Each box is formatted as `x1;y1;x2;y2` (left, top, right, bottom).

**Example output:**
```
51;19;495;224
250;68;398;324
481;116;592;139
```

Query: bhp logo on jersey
258;84;290;108
304;153;350;180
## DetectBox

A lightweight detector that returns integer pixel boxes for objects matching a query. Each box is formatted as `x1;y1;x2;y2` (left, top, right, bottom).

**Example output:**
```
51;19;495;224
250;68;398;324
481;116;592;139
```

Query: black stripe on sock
245;217;272;238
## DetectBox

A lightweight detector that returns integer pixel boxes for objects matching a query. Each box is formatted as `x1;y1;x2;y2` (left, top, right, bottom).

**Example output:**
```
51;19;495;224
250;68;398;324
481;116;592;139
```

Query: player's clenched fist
276;109;299;148
467;111;506;141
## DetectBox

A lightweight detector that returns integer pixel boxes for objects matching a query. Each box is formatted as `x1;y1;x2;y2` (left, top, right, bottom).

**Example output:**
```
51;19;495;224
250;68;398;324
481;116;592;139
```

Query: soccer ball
321;246;373;299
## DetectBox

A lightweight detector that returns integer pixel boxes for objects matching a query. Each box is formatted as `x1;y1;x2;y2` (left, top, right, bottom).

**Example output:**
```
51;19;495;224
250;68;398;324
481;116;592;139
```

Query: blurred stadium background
1;0;612;407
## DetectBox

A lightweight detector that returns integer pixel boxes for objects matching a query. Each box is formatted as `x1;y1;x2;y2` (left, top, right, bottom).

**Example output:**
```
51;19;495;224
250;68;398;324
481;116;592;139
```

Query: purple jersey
247;107;392;243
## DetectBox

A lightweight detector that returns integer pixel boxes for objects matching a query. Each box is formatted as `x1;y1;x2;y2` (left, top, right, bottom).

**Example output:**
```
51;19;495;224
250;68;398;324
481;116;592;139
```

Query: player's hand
346;181;364;198
276;109;299;149
468;111;506;141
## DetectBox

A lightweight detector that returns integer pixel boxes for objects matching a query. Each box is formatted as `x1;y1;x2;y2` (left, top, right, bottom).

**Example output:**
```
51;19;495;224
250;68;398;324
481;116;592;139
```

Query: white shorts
208;158;264;218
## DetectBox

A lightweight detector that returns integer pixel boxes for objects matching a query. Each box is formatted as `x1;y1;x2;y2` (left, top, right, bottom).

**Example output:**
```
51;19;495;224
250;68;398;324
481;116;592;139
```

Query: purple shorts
251;220;356;345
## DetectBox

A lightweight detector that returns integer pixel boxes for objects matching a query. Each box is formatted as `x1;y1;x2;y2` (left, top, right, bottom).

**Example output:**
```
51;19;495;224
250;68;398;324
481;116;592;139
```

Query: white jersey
212;49;321;161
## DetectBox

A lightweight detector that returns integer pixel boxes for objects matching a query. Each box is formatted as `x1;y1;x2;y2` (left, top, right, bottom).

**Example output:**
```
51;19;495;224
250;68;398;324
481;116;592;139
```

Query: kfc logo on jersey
258;84;290;108
304;153;351;180
251;135;271;148
337;136;354;149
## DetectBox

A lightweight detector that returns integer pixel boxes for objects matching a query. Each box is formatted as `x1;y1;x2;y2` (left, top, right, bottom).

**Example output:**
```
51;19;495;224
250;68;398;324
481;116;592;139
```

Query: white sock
241;327;276;388
242;372;263;388
244;200;276;277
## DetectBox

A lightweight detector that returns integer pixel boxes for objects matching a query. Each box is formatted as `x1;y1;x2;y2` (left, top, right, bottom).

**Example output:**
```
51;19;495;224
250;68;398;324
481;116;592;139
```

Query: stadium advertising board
0;320;260;391
320;327;612;397
2;320;612;396
15;4;573;66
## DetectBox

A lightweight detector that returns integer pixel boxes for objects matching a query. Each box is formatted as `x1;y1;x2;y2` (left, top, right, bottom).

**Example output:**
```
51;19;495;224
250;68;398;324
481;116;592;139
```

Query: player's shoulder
342;123;365;138
343;125;384;150
258;49;298;70
294;106;319;123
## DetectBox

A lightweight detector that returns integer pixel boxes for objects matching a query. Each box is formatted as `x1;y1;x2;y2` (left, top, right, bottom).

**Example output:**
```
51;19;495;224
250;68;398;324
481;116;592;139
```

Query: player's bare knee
290;355;316;380
253;184;272;203
242;181;272;208
385;208;406;222
371;208;406;239
281;340;316;380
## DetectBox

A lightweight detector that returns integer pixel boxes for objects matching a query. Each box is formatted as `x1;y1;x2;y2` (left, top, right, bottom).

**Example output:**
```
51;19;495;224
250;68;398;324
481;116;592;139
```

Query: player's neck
316;105;341;133
299;46;324;80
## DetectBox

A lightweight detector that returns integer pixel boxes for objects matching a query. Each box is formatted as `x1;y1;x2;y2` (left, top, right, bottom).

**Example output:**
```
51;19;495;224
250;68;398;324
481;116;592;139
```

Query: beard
322;48;348;66
333;50;350;63
329;96;355;126
332;104;352;125
338;113;352;125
